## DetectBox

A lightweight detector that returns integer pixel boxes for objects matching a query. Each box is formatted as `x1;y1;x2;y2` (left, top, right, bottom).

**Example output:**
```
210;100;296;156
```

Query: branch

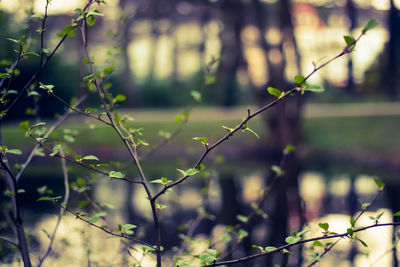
205;222;400;266
152;29;368;202
0;0;96;121
37;149;70;267
0;159;32;267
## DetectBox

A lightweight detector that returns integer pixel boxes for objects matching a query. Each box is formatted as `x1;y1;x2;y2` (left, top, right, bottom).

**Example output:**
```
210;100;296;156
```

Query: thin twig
205;222;400;266
37;148;70;267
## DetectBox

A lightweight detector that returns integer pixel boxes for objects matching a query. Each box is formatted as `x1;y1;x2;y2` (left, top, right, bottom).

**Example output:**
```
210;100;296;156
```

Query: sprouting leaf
87;9;104;17
151;177;171;186
373;178;385;190
39;82;54;93
283;144;295;155
350;217;356;227
109;171;125;179
295;75;305;86
318;222;329;232
363;18;379;33
186;168;199;176
393;211;400;217
190;90;202;102
113;94;126;103
50;144;61;157
237;229;248;240
222;125;234;133
343;35;356;51
236;214;248;223
265;246;277;252
83;155;99;161
7;149;22;155
306;84;325;93
252;244;264;252
357;238;368;247
193;137;208;146
267;87;282;98
285;235;301;244
244;126;260;139
85;108;97;114
86;15;96;26
271;165;284;176
120;224;136;235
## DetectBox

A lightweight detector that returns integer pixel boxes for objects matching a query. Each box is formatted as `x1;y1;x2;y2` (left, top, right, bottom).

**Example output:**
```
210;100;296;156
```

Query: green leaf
252;244;264;252
193;137;208;146
265;246;277;252
363;18;379;33
236;214;248;223
295;75;305;86
343;35;356;47
306;84;325;93
222;125;234;133
50;144;61;157
109;171;125;179
82;155;99;161
86;15;96;26
7;149;22;155
39;82;54;93
244;126;260;139
271;165;284;176
237;229;248;240
151;177;171;186
190;90;202;102
318;222;329;232
347;228;354;237
393;211;400;217
113;94;126;103
350;217;356;227
283;144;295;155
285;235;301;244
267;87;282;98
120;223;136;235
373;178;385;190
37;197;52;201
87;9;104;17
186;168;199;176
357;238;368;247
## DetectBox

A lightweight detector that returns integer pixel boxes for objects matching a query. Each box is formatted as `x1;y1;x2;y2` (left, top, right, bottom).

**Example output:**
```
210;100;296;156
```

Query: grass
3;104;400;157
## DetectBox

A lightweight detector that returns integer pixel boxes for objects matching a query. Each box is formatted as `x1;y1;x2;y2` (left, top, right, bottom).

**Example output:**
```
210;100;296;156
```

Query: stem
0;160;32;267
206;222;400;266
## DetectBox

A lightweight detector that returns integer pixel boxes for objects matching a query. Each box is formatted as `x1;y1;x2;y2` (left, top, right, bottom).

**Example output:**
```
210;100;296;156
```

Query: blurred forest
1;0;400;266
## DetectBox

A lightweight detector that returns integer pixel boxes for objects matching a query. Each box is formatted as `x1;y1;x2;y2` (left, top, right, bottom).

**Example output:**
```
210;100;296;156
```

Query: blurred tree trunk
215;0;245;106
251;0;304;266
345;0;357;96
118;0;137;106
387;0;400;99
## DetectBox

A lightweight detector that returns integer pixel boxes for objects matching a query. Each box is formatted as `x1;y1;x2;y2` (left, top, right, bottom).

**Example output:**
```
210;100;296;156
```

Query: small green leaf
113;94;126;103
109;171;125;179
285;236;301;244
86;15;96;26
50;144;61;157
357;238;368;247
186;168;199;176
190;90;202;102
222;125;234;133
193;137;208;146
267;87;282;98
271;165;284;176
237;229;248;240
363;18;379;33
318;222;329;232
306;84;325;93
373;178;385;190
7;149;22;155
344;35;356;47
347;228;354;237
236;214;248;223
265;246;277;252
283;144;295;155
350;217;356;227
295;75;305;86
393;211;400;217
82;155;99;161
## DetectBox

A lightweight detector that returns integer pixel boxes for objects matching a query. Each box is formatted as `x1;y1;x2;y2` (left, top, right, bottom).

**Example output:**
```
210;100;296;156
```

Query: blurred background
1;0;400;266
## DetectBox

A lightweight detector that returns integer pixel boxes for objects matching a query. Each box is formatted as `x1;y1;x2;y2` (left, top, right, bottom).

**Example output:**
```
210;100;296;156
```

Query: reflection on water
7;170;394;267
